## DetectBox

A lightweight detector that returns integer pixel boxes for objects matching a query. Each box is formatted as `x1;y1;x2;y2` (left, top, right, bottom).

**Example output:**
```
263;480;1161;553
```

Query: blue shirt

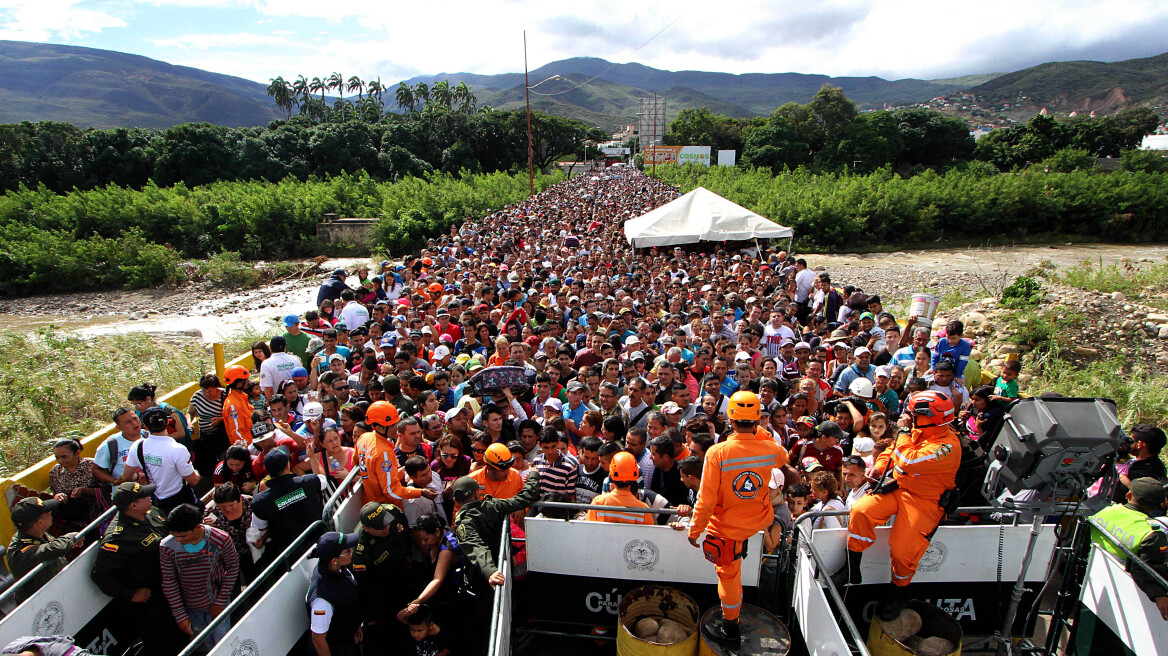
834;363;876;394
932;338;972;377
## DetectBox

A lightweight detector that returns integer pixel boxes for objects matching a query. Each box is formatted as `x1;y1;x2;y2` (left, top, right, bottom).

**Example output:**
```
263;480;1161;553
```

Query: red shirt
251;435;301;478
792;439;844;472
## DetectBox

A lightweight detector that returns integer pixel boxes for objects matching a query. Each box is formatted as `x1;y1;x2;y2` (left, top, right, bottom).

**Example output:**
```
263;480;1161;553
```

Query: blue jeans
188;608;231;648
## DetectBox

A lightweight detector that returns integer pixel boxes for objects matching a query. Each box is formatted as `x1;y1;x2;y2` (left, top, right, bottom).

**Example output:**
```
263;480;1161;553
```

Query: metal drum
868;600;963;656
617;585;701;656
698;605;791;656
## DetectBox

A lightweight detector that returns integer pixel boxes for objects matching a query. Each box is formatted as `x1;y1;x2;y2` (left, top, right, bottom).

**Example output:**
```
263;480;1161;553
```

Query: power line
528;12;686;97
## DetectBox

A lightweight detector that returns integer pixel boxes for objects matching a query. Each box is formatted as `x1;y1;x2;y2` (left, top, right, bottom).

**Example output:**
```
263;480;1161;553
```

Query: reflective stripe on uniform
721;455;775;472
848;533;874;543
596;510;648;523
722;599;742;609
893;448;938;465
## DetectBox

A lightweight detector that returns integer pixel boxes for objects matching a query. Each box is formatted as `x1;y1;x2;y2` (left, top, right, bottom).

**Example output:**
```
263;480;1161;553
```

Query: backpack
158;401;193;442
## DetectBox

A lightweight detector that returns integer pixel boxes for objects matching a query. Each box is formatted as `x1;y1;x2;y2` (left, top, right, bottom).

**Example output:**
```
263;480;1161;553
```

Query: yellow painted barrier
0;345;254;543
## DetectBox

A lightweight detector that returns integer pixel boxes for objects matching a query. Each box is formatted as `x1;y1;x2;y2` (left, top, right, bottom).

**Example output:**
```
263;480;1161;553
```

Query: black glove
873;479;899;495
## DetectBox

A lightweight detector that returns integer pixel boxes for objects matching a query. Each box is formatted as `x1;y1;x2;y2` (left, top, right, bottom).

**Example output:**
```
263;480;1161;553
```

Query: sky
3;0;1168;85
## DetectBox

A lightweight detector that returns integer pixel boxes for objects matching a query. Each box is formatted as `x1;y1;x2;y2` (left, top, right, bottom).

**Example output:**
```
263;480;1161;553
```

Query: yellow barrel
617;585;701;656
698;605;790;656
867;600;962;656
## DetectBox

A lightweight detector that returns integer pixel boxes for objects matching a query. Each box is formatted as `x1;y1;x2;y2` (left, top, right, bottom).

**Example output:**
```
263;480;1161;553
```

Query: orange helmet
610;451;640;483
422;258;433;267
484;443;514;469
906;390;955;427
224;364;250;386
428;282;443;294
366;401;400;428
727;391;762;422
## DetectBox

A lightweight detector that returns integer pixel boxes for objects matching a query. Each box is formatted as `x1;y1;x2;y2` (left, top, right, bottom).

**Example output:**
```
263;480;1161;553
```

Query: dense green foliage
0;170;562;295
652;164;1168;250
1000;275;1044;308
974;109;1158;169
0;110;602;194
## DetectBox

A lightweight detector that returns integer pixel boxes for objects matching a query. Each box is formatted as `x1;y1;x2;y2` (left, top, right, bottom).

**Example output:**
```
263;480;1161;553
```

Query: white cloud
0;0;125;41
59;0;1168;84
153;32;291;50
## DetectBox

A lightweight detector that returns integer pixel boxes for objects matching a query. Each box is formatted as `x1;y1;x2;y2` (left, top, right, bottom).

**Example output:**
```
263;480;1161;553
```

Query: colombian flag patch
313;610;326;615
101;543;119;552
351;564;366;572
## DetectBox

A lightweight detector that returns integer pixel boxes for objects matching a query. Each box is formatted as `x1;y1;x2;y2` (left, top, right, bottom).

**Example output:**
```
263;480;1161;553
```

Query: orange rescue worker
356;401;437;508
222;364;253;446
587;452;654;525
457;444;523;516
688;391;788;647
834;390;961;618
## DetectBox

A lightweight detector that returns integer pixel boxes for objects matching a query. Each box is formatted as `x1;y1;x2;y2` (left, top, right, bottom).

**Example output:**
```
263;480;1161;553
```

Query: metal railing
487;516;512;656
321;467;362;525
0;504;116;609
177;519;327;656
529;500;680;515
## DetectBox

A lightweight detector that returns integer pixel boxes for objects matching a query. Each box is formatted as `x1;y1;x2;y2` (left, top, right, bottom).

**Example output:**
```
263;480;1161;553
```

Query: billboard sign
602;147;630;156
644;145;711;166
718;149;736;167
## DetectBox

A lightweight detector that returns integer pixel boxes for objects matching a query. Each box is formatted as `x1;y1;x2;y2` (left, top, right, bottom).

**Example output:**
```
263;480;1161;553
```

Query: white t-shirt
810;498;848;529
402;476;447;527
794;269;816;303
339;301;370;331
929;381;970;407
762;323;797;357
260;352;302;393
845;483;871;509
125;433;195;498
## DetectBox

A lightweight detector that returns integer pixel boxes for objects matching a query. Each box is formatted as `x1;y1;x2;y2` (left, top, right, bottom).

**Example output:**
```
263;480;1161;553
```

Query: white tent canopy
622;186;793;248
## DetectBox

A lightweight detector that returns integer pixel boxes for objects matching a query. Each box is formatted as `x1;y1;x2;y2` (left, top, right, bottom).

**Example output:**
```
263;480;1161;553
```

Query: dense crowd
5;167;1168;655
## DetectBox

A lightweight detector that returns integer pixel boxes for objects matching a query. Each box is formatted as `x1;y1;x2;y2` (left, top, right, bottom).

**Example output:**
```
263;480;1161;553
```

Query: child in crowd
993;360;1022;400
403;604;450;656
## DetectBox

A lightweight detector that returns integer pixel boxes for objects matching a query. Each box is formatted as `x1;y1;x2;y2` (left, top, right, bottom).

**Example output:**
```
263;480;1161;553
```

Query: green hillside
0;40;281;128
969;52;1168;110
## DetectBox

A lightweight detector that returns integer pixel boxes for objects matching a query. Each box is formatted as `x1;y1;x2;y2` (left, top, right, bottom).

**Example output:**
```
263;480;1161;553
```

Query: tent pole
755;238;762;261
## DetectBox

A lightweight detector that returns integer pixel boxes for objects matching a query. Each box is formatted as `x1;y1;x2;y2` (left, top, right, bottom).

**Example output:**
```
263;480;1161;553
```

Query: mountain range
0;39;1163;131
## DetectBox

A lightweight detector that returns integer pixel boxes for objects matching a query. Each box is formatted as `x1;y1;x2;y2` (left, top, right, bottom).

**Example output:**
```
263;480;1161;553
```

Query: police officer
5;498;77;602
90;482;183;655
249;448;323;566
353;502;411;652
687;391;788;647
453;469;541;654
1090;478;1168;619
306;531;362;656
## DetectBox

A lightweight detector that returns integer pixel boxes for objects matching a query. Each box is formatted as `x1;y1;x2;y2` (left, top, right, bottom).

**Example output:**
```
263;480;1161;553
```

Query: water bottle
329;456;342;473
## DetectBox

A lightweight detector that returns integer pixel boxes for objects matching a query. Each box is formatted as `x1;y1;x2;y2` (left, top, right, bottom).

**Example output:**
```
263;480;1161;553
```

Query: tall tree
310;76;326;103
431;80;453;109
347;76;365;99
292;75;310;106
396;82;415;112
266;76;294;119
453;82;476;114
414;82;430;109
327;72;344;98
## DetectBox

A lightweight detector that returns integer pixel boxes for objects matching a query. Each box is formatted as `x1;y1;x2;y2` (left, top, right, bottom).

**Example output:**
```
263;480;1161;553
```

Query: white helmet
303;402;324;420
848;378;875;400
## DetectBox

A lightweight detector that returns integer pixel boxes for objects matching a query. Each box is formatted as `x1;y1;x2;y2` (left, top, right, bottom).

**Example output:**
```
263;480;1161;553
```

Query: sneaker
876;595;907;622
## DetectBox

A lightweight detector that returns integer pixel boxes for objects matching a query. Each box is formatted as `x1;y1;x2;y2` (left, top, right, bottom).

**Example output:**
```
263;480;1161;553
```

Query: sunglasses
440;452;459;459
472;448;487;454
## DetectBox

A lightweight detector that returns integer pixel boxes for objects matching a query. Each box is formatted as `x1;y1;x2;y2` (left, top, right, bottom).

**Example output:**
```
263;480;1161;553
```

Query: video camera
467;365;533;398
981;397;1125;513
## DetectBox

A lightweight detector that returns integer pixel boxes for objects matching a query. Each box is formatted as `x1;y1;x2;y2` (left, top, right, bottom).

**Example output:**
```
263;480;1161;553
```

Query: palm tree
454;82;476;114
292;75;310;106
396;82;415;112
347;75;364;100
327;72;344;98
267;76;294;119
310;76;326;103
431;80;452;109
413;82;430;110
369;77;384;103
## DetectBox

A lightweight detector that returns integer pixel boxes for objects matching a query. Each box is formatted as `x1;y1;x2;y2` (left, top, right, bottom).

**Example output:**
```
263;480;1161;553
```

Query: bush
197;251;262;288
1122;149;1168;174
1000;275;1044;308
1039;147;1096;173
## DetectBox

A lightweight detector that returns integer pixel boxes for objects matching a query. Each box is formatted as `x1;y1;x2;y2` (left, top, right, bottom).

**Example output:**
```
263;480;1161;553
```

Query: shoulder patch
20;545;35;553
935;443;954;459
313;610;327;615
101;543;119;552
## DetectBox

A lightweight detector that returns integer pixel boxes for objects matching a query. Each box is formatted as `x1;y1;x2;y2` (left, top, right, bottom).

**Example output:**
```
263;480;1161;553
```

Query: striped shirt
159;526;239;623
189;389;224;433
533;451;579;498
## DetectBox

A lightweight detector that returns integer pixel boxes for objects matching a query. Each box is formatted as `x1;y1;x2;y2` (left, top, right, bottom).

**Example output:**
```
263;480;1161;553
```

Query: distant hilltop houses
863;91;1168;139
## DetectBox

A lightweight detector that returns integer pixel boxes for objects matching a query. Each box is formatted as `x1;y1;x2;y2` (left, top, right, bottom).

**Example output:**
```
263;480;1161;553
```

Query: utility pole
524;31;534;196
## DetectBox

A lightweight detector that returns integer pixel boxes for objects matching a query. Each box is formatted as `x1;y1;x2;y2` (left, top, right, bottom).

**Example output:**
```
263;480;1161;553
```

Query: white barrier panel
206;487;365;656
0;543;109;650
810;524;1056;584
793;546;852;656
524;518;763;586
489;525;512;656
1081;545;1168;654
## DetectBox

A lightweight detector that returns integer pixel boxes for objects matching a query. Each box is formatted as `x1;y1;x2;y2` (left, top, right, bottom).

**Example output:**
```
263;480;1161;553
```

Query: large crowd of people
5;167;1168;655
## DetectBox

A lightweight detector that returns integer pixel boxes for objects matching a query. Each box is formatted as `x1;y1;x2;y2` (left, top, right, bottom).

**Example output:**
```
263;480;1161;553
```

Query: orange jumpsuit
847;424;960;586
587;488;654;525
453;468;525;516
689;431;788;621
222;389;253;446
355;431;422;508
